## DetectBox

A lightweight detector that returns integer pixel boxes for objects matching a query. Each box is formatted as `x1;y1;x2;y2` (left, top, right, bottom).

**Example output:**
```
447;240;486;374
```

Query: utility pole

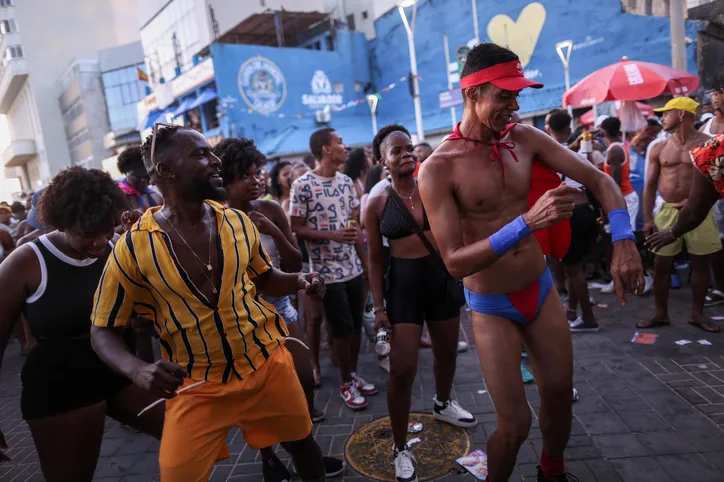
670;0;687;71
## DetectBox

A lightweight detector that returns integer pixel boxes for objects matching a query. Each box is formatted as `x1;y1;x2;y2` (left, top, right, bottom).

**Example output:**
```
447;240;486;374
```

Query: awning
141;110;163;130
189;88;217;110
141;107;176;130
171;96;197;117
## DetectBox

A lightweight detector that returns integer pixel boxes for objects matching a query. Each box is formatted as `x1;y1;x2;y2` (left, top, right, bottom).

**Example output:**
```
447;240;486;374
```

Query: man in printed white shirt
290;128;377;411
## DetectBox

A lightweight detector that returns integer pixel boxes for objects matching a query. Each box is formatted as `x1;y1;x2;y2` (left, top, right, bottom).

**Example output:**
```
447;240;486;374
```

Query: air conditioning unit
315;106;331;124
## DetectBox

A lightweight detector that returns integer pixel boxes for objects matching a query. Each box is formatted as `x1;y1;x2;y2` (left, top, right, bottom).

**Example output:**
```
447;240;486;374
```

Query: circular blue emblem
238;56;287;114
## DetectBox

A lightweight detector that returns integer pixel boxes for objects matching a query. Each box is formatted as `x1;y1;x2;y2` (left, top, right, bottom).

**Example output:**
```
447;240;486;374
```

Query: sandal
705;290;724;308
636;318;670;329
689;318;721;333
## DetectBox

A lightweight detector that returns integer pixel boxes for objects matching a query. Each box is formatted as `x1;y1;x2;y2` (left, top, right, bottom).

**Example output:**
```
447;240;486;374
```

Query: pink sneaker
340;382;368;410
353;373;378;396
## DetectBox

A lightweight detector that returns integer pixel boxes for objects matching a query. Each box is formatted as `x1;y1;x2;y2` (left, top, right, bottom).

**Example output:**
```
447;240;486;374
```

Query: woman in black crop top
0;167;165;481
364;125;477;481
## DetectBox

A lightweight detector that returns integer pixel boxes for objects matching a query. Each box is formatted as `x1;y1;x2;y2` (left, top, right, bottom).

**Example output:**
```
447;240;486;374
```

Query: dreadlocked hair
372;124;410;162
38;166;129;233
212;137;266;185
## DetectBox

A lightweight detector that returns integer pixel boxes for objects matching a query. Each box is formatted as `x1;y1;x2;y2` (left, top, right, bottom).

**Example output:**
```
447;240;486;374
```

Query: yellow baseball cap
653;97;700;115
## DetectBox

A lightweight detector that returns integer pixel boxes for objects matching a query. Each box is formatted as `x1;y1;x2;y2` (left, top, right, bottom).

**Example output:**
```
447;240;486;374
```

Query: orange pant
159;344;312;482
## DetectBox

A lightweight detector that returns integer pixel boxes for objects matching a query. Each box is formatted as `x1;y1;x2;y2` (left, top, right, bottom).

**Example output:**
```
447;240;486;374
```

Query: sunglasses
149;122;179;166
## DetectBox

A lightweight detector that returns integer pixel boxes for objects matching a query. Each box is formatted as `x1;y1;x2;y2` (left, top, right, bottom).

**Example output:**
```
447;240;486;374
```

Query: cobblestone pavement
3;286;724;481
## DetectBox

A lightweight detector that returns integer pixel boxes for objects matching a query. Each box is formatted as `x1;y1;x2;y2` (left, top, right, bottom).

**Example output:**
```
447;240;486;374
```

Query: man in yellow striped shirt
90;124;327;482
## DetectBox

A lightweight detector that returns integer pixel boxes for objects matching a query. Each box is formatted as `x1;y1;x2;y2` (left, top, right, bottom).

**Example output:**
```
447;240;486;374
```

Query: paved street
3;285;724;481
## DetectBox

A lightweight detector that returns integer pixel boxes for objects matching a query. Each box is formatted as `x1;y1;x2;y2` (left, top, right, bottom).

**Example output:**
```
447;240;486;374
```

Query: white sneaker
432;396;477;428
392;446;418;482
340;381;367;410
352;372;378;396
457;341;468;352
600;281;615;294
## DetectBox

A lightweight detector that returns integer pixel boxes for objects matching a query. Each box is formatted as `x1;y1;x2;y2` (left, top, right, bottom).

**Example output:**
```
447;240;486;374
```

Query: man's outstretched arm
646;169;721;252
529;125;645;303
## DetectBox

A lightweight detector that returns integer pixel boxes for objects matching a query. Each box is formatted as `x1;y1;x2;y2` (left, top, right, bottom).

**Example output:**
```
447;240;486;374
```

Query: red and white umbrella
579;101;654;126
563;57;700;108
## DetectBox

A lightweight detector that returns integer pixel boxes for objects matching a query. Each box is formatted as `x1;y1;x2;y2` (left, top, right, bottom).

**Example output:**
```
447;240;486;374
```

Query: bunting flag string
221;75;419;119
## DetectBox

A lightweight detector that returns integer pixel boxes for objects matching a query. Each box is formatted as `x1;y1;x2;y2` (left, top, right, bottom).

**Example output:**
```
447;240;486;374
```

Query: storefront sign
302;70;343;109
238;56;287;114
439;89;463;109
173;58;215;98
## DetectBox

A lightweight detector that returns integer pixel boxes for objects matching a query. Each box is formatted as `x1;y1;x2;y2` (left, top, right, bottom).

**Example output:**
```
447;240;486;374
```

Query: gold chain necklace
397;182;417;211
159;205;217;294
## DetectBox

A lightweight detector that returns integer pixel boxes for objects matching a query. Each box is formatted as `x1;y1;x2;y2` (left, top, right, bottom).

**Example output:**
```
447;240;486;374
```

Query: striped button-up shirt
91;201;288;383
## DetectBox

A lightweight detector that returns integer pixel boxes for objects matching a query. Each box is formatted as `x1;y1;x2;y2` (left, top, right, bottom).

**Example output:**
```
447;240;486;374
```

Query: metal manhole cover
344;413;471;481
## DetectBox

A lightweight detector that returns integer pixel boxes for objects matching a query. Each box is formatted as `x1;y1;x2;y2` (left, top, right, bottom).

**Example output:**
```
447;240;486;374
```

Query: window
361;10;368;20
346;14;355;31
0;19;17;34
140;0;204;83
326;34;334;51
5;44;22;60
202;98;219;130
0;0;14;7
101;64;144;131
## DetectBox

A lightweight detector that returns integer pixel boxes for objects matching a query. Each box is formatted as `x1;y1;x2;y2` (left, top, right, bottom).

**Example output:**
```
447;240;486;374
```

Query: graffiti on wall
487;2;547;68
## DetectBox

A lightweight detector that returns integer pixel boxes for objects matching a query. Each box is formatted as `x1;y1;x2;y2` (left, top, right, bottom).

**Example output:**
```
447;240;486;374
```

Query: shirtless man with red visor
419;43;644;482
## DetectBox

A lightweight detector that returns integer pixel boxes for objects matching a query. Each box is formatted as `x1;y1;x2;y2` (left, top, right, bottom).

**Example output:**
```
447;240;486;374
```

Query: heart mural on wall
487;2;547;68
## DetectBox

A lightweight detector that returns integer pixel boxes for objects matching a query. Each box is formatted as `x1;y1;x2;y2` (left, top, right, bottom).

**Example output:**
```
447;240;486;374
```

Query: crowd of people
0;42;722;482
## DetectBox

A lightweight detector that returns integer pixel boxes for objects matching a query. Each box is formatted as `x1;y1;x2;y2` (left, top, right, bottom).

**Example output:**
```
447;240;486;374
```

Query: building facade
133;0;706;160
0;0;138;194
98;41;145;176
370;0;702;137
56;60;112;170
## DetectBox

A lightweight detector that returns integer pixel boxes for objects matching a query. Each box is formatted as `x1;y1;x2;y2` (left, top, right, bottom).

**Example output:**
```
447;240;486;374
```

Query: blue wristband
489;215;532;256
608;208;635;243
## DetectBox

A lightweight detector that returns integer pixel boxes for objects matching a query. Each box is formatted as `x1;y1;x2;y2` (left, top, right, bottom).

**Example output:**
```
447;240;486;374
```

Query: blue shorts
464;268;553;325
262;295;298;325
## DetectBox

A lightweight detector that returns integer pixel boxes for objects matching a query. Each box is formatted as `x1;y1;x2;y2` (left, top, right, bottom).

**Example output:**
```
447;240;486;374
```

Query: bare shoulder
256;199;287;222
511;123;546;140
649;138;666;158
0;243;39;277
419;143;456;182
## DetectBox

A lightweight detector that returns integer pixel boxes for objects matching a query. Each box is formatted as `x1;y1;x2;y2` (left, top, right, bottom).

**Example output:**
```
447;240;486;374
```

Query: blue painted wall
370;0;701;135
208;0;703;155
211;30;373;154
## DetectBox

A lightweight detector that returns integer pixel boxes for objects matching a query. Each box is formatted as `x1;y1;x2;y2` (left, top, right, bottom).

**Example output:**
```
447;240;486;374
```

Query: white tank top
259;233;281;269
702;117;717;137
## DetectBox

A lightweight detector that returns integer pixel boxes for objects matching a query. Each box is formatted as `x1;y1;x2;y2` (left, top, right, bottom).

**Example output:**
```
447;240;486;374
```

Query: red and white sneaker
340;382;368;410
352;373;378;396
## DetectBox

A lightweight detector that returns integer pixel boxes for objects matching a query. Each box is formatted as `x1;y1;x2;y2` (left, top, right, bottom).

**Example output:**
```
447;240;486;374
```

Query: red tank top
445;123;571;259
604;142;634;195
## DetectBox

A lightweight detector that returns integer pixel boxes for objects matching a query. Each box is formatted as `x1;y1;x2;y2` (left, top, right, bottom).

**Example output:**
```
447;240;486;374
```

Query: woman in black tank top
0;167;164;481
364;125;476;480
